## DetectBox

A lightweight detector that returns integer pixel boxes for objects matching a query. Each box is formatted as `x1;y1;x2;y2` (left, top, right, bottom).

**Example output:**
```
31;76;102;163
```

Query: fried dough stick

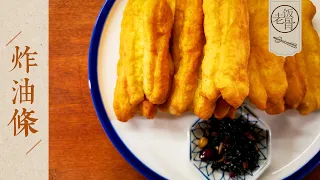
122;0;145;106
214;98;231;119
248;0;288;114
194;91;235;120
297;0;320;115
123;0;174;106
161;0;204;115
284;56;307;109
227;107;237;119
114;0;158;121
114;2;139;122
143;0;174;105
194;69;216;120
201;0;250;108
200;0;220;104
113;58;138;122
140;0;174;119
114;61;156;121
139;100;157;119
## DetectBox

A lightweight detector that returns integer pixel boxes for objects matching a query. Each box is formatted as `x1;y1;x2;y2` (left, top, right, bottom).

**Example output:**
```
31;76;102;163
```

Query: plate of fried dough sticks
89;0;320;179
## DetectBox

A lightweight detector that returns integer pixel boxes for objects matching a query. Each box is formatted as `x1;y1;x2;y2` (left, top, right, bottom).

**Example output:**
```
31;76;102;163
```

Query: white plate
89;0;320;179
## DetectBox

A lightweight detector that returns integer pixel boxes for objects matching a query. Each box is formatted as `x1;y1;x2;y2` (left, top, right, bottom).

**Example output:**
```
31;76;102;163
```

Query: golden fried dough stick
121;0;145;106
265;99;287;115
166;0;176;16
170;0;183;72
227;107;237;119
115;1;157;121
161;0;204;115
200;0;220;103
215;0;250;108
201;0;250;108
114;63;156;121
139;99;157;119
114;2;140;122
297;0;320;115
194;69;216;120
143;0;174;104
113;58;138;122
284;56;307;109
194;88;216;120
214;98;231;119
248;0;288;114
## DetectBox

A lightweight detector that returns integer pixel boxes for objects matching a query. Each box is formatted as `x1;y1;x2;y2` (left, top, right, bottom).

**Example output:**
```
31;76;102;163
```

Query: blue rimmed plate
89;0;320;179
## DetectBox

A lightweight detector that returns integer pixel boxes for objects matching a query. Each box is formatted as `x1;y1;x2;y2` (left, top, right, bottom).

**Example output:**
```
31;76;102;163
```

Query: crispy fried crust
113;58;138;122
201;0;250;108
192;63;216;120
193;67;216;120
214;98;231;119
143;0;174;104
227;107;237;119
284;56;307;109
215;0;250;108
201;0;221;102
194;87;216;120
139;100;157;119
114;2;141;122
297;0;320;115
248;0;288;114
115;0;172;121
161;0;204;115
121;0;145;106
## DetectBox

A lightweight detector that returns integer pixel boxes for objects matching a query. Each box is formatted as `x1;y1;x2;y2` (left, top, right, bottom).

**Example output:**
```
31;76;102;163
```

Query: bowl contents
198;117;261;176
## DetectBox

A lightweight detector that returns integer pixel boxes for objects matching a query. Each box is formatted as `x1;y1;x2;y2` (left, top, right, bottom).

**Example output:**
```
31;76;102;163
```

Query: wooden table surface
49;1;319;179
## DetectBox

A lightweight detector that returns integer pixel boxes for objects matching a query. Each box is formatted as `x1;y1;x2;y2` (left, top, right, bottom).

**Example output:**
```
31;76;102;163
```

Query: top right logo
271;5;300;33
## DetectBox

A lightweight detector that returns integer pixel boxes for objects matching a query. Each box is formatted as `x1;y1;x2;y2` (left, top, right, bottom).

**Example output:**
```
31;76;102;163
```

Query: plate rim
88;0;320;179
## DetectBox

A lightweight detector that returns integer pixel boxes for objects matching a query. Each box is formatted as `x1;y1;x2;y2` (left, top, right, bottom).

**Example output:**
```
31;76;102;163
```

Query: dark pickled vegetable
198;117;261;176
199;148;217;161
